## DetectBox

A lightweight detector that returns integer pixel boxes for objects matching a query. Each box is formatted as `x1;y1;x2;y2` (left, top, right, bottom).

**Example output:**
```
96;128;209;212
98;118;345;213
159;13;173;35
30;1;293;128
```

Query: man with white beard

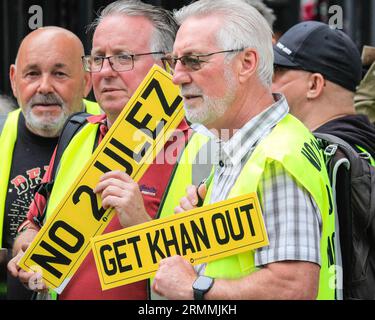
0;26;97;299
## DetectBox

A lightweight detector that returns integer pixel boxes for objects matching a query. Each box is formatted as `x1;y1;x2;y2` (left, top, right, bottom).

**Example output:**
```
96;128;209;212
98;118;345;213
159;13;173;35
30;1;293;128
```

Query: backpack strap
31;112;91;228
51;112;91;179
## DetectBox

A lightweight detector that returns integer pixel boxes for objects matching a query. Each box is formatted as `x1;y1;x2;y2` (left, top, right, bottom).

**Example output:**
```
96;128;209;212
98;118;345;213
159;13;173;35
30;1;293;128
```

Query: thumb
196;182;207;207
197;182;207;200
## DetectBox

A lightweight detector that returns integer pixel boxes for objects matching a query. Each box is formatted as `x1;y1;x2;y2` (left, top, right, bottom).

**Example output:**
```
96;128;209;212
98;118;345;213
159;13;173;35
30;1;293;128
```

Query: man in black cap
272;21;375;159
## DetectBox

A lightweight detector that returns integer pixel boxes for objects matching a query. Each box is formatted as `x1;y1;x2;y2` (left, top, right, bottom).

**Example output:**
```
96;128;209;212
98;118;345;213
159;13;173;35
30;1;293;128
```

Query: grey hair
241;0;276;29
174;0;274;87
89;0;178;55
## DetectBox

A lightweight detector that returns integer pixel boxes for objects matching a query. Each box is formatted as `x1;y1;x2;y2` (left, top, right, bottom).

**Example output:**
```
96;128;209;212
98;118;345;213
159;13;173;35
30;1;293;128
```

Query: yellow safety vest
159;114;336;300
0;109;21;247
0;100;101;247
155;132;211;219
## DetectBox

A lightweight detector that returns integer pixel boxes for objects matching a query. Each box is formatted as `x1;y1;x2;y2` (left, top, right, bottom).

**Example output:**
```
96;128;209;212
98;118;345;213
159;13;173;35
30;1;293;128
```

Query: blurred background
1;0;374;100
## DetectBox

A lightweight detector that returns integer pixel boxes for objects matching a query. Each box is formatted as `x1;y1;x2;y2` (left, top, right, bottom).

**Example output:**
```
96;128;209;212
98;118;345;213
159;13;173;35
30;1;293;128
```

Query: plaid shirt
201;94;321;270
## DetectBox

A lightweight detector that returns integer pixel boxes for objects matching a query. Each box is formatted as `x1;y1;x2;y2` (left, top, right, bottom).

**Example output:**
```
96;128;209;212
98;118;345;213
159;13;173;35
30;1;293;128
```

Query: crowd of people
1;0;374;300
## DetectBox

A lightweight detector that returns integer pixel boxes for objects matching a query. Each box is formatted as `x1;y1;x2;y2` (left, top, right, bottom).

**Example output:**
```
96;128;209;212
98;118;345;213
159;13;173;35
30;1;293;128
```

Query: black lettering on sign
110;137;151;164
180;223;195;255
31;241;71;279
126;101;153;131
301;140;322;172
141;78;182;117
190;218;211;251
161;227;180;256
30;220;84;279
94;137;143;175
147;231;165;264
225;208;244;241
127;236;142;268
94;161;111;174
113;240;132;273
72;185;106;221
100;245;116;276
100;236;142;276
240;204;256;236
49;221;84;253
212;213;230;245
126;102;167;141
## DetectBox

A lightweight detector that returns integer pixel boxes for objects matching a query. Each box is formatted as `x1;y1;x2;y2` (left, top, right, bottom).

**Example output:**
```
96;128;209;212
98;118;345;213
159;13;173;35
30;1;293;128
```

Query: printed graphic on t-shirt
7;165;48;239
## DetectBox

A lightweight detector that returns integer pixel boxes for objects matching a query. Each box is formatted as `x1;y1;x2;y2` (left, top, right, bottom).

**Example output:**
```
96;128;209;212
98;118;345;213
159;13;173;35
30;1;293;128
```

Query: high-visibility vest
0;109;21;247
158;114;336;300
155;132;211;220
0;100;101;247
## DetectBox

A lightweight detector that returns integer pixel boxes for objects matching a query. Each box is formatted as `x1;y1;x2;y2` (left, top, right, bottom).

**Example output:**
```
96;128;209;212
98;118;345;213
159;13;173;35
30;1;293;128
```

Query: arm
12;221;39;256
7;221;47;291
153;256;319;300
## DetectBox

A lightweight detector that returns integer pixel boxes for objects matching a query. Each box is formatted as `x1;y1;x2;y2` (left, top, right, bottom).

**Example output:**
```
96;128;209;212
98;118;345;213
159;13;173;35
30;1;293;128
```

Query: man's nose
172;61;192;86
37;74;54;95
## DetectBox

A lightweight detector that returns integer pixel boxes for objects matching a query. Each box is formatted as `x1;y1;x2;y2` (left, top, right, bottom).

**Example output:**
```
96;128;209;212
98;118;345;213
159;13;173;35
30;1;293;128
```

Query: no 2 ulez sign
18;65;185;294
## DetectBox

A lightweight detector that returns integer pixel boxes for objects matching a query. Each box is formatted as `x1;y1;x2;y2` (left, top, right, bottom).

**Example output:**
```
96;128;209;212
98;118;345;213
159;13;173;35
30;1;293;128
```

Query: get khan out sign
91;193;269;291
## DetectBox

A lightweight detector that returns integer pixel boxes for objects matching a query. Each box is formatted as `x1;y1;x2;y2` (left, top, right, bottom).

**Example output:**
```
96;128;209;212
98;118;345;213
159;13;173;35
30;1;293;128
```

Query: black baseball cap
273;21;362;92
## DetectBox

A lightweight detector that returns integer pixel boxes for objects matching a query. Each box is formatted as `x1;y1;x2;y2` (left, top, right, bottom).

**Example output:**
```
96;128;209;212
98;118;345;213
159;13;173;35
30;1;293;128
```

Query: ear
83;72;92;98
9;64;18;98
306;73;325;99
238;48;258;84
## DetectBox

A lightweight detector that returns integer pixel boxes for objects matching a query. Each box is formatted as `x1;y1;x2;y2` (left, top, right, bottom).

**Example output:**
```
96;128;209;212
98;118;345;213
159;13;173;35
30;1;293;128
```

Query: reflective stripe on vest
202;114;336;300
0;109;21;246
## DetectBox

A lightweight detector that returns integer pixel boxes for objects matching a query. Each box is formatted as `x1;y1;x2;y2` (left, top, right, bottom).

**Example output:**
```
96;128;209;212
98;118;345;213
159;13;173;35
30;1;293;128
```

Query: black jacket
316;114;375;158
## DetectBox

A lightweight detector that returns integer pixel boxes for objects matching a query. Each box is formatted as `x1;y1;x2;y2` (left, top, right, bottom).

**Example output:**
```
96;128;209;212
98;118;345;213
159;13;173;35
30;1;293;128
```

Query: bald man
0;26;94;299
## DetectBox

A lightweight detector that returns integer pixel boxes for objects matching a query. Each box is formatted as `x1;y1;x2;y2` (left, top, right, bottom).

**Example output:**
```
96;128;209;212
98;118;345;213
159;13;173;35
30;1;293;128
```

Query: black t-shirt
3;113;58;299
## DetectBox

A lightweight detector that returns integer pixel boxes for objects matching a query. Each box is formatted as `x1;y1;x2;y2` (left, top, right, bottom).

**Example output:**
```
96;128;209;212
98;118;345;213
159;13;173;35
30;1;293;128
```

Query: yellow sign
91;193;268;291
19;65;185;294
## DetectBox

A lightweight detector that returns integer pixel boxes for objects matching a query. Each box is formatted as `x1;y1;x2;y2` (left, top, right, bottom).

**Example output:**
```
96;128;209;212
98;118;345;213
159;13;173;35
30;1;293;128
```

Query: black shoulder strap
51;112;91;179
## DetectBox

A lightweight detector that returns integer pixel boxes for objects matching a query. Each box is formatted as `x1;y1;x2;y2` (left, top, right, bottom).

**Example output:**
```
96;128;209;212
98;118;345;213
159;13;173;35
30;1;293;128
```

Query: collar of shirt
220;93;289;167
87;114;108;143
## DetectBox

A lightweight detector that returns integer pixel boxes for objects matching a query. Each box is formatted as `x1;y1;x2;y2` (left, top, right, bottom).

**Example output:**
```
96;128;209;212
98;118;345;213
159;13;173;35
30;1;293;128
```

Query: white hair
174;0;274;87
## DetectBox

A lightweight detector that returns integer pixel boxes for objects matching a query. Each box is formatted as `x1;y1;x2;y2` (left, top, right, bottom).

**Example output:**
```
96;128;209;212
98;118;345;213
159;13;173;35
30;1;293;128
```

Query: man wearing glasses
8;0;190;300
152;0;335;300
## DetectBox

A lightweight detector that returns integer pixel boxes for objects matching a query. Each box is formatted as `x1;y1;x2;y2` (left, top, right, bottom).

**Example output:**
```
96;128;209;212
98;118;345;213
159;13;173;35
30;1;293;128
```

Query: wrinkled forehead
16;30;83;68
92;15;154;53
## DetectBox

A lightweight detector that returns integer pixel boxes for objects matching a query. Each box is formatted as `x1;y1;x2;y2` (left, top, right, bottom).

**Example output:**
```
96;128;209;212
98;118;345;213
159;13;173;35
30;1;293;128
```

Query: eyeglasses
82;52;164;72
161;48;244;72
